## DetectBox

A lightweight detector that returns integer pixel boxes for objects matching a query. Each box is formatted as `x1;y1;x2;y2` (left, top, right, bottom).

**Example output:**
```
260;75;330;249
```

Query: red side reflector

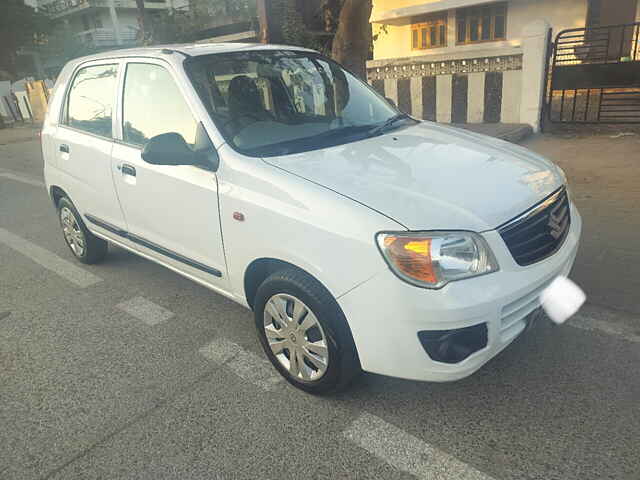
233;212;245;222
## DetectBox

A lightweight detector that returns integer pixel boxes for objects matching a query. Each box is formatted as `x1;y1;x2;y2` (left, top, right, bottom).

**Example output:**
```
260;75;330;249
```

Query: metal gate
547;22;640;124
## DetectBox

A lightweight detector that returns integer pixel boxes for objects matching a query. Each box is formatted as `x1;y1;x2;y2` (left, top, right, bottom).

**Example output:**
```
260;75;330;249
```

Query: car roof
66;42;318;66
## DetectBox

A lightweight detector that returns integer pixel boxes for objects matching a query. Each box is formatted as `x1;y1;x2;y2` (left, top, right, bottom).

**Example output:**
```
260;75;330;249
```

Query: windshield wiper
367;113;414;137
245;124;377;157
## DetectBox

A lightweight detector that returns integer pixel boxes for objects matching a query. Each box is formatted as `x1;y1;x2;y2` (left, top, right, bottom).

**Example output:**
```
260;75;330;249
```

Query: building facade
368;0;640;128
36;0;174;50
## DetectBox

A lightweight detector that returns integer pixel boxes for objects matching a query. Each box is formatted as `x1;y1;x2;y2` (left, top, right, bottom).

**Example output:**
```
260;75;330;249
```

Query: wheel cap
263;293;329;381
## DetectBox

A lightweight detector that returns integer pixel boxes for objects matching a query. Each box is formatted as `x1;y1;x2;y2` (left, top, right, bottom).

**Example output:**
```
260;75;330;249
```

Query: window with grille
411;14;448;50
456;2;507;45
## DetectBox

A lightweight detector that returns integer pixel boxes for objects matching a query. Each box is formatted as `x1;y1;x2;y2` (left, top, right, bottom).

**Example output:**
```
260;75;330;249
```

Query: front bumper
338;203;582;382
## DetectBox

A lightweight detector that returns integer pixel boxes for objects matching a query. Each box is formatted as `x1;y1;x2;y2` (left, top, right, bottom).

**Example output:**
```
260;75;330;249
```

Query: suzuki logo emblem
548;201;569;239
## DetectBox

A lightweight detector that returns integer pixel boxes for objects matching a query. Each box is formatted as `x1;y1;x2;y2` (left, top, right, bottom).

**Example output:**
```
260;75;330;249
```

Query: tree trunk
256;0;271;43
330;0;372;79
135;0;148;44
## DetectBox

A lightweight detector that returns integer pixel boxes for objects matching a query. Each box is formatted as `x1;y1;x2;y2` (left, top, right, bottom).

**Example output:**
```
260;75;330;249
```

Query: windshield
185;50;408;156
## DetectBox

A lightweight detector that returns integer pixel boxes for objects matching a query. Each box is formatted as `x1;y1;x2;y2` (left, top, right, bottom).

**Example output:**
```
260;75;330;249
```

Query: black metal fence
547;22;640;124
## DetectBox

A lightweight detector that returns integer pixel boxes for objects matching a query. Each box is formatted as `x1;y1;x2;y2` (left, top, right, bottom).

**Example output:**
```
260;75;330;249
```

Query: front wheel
254;268;361;394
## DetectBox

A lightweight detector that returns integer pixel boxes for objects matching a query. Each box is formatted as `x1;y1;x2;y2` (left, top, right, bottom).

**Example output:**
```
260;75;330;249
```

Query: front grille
499;279;551;342
498;187;570;266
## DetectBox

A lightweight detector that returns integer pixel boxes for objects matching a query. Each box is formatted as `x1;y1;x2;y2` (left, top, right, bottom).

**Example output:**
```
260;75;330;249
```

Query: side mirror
141;124;219;171
141;132;196;166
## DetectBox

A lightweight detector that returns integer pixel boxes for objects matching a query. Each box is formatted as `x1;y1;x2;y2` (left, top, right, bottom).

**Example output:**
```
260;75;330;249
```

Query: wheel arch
49;185;69;207
245;256;362;379
244;258;315;310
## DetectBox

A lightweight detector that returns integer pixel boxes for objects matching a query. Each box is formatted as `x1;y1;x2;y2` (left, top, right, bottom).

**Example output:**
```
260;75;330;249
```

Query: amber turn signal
382;236;438;284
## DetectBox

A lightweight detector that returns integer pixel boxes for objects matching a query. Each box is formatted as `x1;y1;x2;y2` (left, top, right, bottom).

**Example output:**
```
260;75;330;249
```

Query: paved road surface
1;136;638;480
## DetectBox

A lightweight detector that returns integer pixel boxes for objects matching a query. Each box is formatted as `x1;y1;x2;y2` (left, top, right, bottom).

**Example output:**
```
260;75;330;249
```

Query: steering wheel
222;111;274;133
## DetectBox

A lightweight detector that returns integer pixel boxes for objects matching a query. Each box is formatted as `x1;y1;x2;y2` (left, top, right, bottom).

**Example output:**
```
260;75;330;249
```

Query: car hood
263;122;564;231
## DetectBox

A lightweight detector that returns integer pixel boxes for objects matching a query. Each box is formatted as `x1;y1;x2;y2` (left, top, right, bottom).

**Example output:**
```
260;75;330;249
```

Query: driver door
111;59;227;288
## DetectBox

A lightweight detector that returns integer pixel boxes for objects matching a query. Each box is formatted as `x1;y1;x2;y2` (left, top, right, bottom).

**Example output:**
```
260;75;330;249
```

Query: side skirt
84;214;222;278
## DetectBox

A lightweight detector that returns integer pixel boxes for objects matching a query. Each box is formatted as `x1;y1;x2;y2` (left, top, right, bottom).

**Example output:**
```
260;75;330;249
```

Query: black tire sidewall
57;197;106;264
254;269;359;394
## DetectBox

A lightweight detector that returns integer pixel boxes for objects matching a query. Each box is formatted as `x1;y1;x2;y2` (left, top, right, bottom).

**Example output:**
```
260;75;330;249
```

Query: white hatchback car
43;43;581;393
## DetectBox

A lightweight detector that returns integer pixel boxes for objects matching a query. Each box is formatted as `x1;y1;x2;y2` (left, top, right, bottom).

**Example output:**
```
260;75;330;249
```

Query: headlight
376;231;498;289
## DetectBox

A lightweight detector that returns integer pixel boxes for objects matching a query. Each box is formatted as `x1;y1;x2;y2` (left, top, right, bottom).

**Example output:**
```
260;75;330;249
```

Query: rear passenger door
111;59;227;288
55;61;127;234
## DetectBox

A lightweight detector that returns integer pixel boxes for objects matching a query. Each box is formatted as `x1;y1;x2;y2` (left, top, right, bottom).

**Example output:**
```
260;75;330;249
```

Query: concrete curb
454;123;534;144
0;123;42;146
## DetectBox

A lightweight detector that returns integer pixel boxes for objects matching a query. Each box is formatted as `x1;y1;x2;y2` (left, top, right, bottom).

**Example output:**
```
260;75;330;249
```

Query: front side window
66;63;118;138
411;13;447;50
122;63;199;147
457;2;507;45
186;51;403;156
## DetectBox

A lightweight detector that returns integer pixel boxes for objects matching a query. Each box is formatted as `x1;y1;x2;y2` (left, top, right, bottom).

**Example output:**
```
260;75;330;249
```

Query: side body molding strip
84;214;223;277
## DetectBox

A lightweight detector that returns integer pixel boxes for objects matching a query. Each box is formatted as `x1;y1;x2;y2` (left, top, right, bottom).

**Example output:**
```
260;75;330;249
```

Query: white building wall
500;69;522;123
467;72;485;123
507;0;588;43
113;10;140;29
372;0;590;61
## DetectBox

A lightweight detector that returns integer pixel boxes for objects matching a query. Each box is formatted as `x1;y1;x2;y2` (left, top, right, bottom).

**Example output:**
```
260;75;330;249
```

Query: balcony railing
75;27;138;47
39;0;166;17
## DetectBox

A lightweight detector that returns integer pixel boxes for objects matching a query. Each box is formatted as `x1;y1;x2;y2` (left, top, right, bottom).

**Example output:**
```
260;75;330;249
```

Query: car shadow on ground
102;245;149;266
325;320;639;479
336;318;635;412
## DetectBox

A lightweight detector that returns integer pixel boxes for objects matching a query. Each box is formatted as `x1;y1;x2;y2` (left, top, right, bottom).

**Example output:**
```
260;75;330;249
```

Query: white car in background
42;43;581;393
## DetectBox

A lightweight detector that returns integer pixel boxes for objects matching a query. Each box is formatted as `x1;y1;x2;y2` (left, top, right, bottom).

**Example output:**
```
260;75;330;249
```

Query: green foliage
41;27;93;65
271;0;337;54
151;8;192;43
150;0;340;53
151;0;258;44
279;0;315;48
372;24;389;42
0;0;49;77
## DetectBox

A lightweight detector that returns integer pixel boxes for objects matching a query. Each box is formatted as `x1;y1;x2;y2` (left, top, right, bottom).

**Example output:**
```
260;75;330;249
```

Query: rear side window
66;64;118;138
122;63;198;147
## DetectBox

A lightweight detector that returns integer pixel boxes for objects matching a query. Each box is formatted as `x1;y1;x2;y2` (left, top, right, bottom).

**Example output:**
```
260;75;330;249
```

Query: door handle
121;164;136;177
59;144;69;153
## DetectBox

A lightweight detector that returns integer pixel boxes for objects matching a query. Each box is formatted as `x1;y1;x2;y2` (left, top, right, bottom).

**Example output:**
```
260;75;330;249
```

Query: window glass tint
122;63;198;147
469;18;479;41
457;2;507;44
481;10;491;40
494;13;505;38
280;57;337;116
411;14;447;50
186;51;401;156
457;17;466;43
66;64;117;138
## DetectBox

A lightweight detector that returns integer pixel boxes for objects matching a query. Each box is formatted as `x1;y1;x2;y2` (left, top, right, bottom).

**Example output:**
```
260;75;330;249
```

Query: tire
57;196;108;264
254;268;361;394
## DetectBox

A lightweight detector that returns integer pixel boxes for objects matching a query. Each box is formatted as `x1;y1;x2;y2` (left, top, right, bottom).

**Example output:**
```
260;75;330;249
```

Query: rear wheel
254;268;361;394
57;197;108;264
